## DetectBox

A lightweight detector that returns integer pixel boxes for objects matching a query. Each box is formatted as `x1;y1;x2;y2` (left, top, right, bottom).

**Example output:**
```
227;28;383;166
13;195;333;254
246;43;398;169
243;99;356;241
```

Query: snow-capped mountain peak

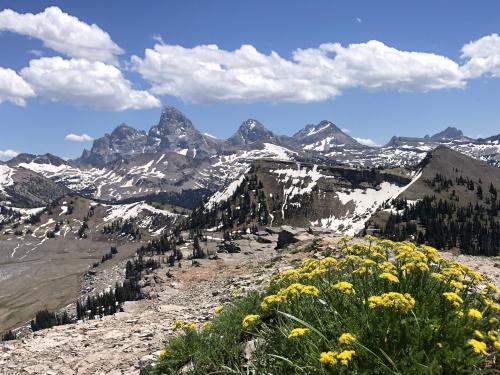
292;120;363;152
227;119;276;146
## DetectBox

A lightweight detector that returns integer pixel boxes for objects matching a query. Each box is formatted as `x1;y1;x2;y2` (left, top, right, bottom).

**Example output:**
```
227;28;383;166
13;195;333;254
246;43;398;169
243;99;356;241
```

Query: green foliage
151;294;261;374
153;239;500;374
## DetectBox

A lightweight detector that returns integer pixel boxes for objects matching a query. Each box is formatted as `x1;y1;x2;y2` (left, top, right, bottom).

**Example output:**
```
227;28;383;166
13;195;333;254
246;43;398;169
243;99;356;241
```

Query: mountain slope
367;146;500;256
400;145;500;201
1;164;67;207
191;159;412;235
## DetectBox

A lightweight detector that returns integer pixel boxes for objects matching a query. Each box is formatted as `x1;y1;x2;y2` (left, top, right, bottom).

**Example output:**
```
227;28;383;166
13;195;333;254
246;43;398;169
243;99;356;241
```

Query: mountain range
1;105;499;209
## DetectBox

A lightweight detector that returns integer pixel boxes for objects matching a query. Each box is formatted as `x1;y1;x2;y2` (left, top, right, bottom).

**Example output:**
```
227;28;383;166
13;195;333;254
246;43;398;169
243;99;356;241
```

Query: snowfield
312;172;422;236
0;165;14;195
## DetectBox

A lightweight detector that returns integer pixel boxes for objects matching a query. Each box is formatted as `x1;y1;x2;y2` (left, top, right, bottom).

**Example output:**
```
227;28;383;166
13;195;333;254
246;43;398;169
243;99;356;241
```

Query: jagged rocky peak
293;120;363;151
227;119;276;146
293;120;338;140
79;123;149;166
148;106;218;158
430;126;468;141
148;106;196;145
111;123;147;139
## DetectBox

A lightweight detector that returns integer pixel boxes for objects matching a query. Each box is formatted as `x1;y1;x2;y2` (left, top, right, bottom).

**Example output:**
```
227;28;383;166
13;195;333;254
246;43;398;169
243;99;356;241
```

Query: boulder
276;226;299;249
308;227;334;235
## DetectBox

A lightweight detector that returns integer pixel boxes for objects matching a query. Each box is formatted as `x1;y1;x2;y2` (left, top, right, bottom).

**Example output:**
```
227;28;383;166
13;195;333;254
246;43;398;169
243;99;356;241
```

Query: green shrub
153;237;500;374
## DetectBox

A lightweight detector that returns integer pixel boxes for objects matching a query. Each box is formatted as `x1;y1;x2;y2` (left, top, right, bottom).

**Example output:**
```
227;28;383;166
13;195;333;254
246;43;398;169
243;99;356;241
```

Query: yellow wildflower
331;281;356;295
288;328;310;339
338;333;356;345
494;341;500;350
364;234;378;243
201;322;209;330
441;267;464;279
337;350;355;366
260;294;284;310
379;261;396;273
278;283;319;299
173;319;184;331
213;306;223;314
353;266;372;275
368;292;415;314
489;317;499;325
184;322;196;330
487;330;498;341
468;339;488;355
272;269;301;284
450;280;465;291
242;314;260;330
431;272;446;282
468;308;482;320
159;349;167;359
485;282;498;293
319;257;338;268
442;292;463;308
484;298;500;312
319;351;338;366
401;261;429;273
474;330;484;339
419;245;442;263
379;272;399;283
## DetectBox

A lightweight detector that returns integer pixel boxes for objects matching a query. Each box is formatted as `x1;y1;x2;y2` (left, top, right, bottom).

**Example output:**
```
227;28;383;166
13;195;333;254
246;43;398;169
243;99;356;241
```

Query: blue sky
1;0;500;159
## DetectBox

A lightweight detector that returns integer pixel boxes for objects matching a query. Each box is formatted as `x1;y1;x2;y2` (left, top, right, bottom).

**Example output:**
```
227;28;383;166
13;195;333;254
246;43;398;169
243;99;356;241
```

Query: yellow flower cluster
288;328;310;339
320;350;356;366
261;283;319;310
442;292;464;308
379;272;399;283
331;281;356;295
468;308;482;320
368;292;415;314
468;339;488;355
242;314;260;330
173;320;196;331
272;257;338;284
213;306;223;314
338;333;356;345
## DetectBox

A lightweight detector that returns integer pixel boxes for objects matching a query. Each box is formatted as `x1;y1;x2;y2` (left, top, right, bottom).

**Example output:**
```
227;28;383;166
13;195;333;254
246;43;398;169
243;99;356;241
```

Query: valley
0;195;181;332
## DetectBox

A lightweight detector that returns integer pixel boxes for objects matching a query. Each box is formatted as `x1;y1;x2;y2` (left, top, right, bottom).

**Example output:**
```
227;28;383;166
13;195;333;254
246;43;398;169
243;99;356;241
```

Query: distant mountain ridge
3;105;500;209
76;106;367;167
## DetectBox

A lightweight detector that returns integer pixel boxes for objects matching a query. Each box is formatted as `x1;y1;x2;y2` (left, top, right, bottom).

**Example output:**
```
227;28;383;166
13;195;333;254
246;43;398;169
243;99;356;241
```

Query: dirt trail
0;238;288;374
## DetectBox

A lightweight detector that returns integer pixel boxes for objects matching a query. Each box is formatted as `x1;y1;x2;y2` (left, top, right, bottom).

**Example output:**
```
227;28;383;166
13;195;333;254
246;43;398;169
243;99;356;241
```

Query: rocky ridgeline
1;230;500;374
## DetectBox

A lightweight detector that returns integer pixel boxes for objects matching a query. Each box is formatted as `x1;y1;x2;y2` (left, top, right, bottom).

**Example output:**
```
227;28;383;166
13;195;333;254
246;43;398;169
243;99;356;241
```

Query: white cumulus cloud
131;40;466;103
0;67;35;106
461;33;500;78
64;133;94;142
21;57;161;111
354;137;381;147
0;6;123;64
0;149;19;160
